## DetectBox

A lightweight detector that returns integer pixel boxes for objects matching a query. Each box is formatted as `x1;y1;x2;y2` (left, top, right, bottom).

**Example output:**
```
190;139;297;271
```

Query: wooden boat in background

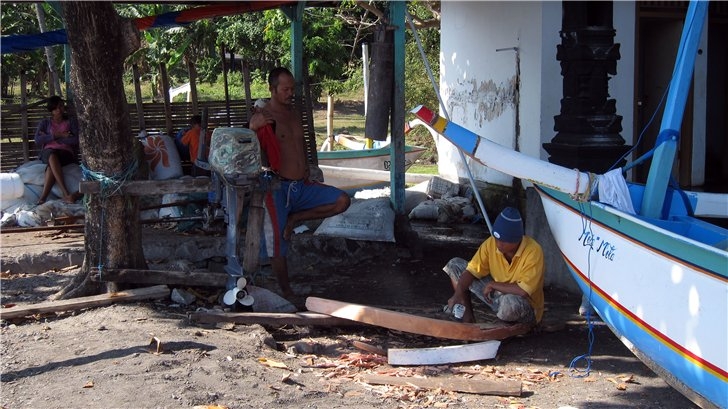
317;134;429;193
410;2;727;407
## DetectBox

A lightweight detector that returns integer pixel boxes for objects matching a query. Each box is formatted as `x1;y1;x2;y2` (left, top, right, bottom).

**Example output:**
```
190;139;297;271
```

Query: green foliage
2;0;441;125
0;3;64;99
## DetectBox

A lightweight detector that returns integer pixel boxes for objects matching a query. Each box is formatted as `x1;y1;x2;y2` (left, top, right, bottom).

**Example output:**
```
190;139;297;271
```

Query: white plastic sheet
598;168;636;215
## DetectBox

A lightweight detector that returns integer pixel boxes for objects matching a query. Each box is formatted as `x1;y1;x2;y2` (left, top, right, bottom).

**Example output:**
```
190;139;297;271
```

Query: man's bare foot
62;192;82;204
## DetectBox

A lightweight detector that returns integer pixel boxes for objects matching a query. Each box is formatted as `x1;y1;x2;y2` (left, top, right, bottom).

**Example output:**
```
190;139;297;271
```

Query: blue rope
569;202;595;378
607;81;670;173
80;158;139;279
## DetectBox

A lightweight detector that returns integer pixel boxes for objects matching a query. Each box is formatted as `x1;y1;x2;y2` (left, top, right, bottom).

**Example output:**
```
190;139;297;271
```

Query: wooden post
132;64;145;131
159;62;173;135
20;73;29;163
365;26;393;142
390;2;406;215
242;60;252;122
220;45;231;126
243;190;264;275
188;60;199;115
326;94;334;149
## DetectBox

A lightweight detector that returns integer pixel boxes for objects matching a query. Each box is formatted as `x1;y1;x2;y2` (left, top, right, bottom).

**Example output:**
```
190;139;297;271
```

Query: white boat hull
536;186;728;409
317;146;426;192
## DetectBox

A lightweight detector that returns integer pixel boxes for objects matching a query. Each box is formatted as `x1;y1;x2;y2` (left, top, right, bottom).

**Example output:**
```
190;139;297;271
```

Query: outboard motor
207;127;264;309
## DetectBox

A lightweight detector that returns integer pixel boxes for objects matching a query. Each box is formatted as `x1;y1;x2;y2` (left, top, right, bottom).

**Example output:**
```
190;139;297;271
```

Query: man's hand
483;281;528;303
447;292;466;311
249;109;274;132
483;282;496;304
446;291;475;323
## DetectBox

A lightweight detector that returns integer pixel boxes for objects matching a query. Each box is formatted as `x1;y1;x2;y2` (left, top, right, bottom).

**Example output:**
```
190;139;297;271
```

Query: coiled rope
571;169;597;203
80;158;139;279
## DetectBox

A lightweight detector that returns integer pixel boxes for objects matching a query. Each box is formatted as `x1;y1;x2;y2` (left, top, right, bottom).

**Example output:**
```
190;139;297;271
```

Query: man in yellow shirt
444;207;544;325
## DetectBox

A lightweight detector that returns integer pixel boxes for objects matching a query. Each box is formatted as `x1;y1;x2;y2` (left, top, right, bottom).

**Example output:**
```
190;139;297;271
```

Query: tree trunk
54;2;146;299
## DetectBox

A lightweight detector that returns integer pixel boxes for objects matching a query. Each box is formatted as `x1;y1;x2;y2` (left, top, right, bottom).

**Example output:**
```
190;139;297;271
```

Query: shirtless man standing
249;67;350;297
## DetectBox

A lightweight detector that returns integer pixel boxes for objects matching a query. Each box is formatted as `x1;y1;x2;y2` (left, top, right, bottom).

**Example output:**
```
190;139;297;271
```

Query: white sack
0;173;24;201
14;161;45;186
314;197;395;242
140;134;183;180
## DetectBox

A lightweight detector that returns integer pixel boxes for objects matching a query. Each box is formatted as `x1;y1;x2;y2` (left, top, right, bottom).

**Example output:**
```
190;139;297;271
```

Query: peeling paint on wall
446;76;517;127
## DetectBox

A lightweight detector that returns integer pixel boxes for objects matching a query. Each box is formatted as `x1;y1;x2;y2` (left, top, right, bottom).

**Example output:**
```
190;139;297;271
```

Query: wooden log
0;285;170;320
306;297;532;341
188;310;358;327
90;268;228;287
79;177;214;195
0;224;84;233
358;373;522;397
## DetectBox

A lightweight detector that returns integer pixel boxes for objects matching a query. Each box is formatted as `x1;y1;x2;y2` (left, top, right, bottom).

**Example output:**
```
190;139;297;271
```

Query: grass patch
408;164;438;174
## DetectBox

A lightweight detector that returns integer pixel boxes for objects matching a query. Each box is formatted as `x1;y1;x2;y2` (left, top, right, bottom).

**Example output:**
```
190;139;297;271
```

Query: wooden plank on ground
352;340;387;356
358;373;522;396
90;268;228;287
0;285;170;320
306;297;532;341
388;340;500;365
188;310;358;327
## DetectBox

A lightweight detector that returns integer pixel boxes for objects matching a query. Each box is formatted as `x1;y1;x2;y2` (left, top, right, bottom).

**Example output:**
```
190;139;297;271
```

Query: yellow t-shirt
466;236;545;322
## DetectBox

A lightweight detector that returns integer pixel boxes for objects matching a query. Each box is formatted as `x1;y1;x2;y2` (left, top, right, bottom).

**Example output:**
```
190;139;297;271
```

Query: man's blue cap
492;207;523;243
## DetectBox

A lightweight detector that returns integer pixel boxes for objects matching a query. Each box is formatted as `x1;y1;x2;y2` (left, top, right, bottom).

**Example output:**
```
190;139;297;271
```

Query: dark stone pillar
543;1;631;174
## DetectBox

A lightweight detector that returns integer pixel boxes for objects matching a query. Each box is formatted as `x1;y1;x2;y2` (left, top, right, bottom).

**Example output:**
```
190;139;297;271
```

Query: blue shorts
262;179;344;257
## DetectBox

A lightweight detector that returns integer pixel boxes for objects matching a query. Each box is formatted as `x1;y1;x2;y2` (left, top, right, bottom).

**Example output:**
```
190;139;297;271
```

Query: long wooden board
305;297;531;341
359;373;522;396
189;310;359;327
0;285;170;320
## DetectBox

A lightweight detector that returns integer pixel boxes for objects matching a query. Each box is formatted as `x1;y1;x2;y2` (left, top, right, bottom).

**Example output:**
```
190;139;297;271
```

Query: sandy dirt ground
0;227;698;409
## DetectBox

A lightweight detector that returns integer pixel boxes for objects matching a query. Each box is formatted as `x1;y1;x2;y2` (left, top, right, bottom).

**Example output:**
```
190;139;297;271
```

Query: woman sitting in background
34;96;81;204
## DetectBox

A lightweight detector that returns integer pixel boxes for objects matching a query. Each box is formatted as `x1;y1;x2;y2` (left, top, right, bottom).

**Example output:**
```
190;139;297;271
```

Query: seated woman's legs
38;150;78;204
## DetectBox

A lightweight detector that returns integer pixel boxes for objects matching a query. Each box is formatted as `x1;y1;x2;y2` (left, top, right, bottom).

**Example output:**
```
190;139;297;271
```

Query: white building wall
440;1;544;185
440;1;637;185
